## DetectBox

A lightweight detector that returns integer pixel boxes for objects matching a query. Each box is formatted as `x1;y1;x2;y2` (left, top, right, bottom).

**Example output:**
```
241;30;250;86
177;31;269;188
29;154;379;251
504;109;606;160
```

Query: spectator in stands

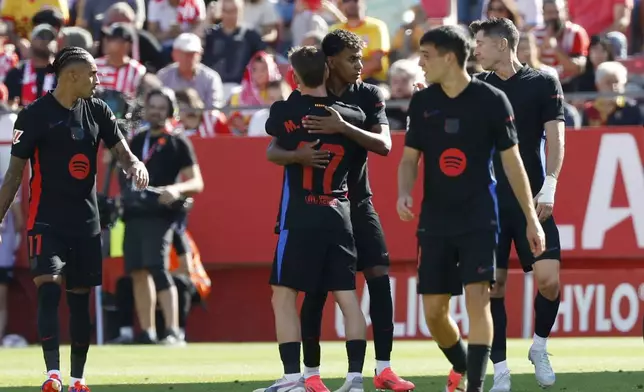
147;0;207;55
301;30;325;47
568;0;632;37
0;0;68;40
158;33;224;109
385;59;423;131
228;51;282;134
606;31;628;59
58;26;95;53
0;22;19;84
247;80;292;137
534;0;589;91
202;0;267;86
331;0;390;84
95;2;166;73
290;0;328;48
517;31;558;78
482;0;524;30
390;7;426;62
576;35;615;92
582;61;643;126
4;25;57;107
96;23;147;98
242;0;282;43
32;7;66;33
175;87;231;137
76;0;146;38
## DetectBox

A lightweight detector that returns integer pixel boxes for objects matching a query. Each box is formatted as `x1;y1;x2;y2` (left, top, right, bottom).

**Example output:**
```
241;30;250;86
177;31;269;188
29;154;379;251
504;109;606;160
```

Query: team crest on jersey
12;129;23;145
444;118;459;134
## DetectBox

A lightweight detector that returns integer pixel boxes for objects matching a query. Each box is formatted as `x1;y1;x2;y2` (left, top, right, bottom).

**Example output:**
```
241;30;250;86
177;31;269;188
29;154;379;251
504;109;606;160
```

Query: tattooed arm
97;100;149;189
0;157;27;222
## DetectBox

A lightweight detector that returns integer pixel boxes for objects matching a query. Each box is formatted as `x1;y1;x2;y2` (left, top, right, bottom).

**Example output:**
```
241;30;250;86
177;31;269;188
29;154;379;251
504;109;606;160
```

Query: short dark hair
175;88;204;110
419;25;473;68
470;17;520;51
321;29;364;57
288;46;327;88
51;46;94;76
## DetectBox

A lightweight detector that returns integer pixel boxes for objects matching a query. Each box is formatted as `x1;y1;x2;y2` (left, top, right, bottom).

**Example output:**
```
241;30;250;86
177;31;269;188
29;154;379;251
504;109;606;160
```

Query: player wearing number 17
260;46;368;392
396;26;545;392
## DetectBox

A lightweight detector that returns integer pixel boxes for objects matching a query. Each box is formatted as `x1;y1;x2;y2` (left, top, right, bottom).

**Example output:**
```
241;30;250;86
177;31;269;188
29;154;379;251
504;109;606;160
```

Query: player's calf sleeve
466;344;491;392
490;297;507;363
67;292;91;379
439;338;467;374
367;275;394;361
278;342;301;375
176;282;193;329
346;339;367;374
534;291;560;338
301;292;327;368
37;282;62;372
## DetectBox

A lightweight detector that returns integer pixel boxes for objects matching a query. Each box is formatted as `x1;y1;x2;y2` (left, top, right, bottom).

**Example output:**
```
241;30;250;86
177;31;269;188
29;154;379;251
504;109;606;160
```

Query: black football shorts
417;230;497;295
269;229;357;293
28;223;103;289
497;211;561;272
123;217;175;273
351;201;390;271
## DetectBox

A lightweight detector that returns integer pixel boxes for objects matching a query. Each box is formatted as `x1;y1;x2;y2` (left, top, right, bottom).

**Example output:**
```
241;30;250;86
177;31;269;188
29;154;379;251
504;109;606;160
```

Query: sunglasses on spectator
342;0;359;3
488;6;506;12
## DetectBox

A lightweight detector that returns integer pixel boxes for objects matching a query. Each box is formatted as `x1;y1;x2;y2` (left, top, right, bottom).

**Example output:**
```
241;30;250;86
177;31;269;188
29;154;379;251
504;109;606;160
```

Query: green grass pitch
0;338;642;391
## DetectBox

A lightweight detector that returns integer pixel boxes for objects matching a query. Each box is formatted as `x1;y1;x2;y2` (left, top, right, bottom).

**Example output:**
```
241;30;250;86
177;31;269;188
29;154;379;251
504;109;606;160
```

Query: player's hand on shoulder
396;194;414;221
526;219;546;257
294;139;330;169
303;106;346;134
158;186;181;205
127;161;149;190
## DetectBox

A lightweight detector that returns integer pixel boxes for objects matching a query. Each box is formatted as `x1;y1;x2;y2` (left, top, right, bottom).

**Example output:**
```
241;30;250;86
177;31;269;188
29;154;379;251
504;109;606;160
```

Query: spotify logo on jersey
439;148;467;177
68;153;90;180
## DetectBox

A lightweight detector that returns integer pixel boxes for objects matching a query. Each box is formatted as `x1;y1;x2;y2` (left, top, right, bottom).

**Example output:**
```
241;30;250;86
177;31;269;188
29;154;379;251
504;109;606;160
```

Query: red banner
179;127;644;265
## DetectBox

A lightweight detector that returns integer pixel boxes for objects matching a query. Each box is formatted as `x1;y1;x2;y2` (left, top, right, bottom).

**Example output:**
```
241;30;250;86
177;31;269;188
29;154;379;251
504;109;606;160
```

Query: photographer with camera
120;87;204;345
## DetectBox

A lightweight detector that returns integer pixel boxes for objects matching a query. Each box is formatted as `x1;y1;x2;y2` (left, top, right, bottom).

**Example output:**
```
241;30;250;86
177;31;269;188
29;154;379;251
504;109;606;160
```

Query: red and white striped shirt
95;57;147;97
533;21;589;82
183;110;230;138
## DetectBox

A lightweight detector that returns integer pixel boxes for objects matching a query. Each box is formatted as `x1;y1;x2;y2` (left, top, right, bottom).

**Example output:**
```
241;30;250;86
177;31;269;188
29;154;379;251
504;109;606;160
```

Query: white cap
173;33;202;52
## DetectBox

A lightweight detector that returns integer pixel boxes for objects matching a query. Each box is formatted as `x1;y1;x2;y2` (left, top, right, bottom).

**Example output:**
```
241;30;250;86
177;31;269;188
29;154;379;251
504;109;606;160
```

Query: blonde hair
389;59;423;84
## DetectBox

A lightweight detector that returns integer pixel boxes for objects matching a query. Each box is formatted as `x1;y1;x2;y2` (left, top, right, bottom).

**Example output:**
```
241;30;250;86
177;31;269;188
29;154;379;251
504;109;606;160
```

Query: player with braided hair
0;46;148;392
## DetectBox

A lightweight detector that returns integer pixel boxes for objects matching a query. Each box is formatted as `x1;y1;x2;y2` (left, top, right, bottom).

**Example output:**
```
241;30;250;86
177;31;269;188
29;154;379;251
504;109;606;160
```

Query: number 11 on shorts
28;234;42;258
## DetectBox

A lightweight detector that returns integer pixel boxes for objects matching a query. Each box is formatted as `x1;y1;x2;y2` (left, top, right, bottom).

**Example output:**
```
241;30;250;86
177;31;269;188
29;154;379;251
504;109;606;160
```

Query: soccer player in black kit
259;46;368;392
0;47;148;392
470;18;565;391
397;26;545;392
267;29;415;392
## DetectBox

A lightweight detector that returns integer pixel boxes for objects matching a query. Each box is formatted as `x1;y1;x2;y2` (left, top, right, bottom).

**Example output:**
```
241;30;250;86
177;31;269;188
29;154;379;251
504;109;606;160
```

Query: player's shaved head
288;46;327;88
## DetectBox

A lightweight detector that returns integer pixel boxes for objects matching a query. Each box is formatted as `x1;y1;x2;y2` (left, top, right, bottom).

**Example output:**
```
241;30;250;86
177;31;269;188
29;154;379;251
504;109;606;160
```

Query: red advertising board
179;127;644;265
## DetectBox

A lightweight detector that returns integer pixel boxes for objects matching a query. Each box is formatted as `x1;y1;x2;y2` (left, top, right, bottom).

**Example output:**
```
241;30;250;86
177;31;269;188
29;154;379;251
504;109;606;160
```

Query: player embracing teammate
260;30;415;392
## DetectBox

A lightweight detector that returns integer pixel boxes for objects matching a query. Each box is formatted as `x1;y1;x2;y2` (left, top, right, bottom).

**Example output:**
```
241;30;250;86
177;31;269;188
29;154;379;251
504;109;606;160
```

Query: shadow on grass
1;372;642;391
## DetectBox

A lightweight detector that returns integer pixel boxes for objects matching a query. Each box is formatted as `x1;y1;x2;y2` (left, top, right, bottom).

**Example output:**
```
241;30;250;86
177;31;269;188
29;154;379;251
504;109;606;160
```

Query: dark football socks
279;342;301;375
346;339;367;373
490;297;508;363
439;338;468;374
466;344;491;392
68;292;91;379
534;292;560;338
37;283;61;372
300;292;327;368
367;275;394;362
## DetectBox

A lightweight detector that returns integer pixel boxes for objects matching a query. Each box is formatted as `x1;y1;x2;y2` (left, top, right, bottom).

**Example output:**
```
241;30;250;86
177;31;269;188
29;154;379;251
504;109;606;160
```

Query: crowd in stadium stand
0;0;641;138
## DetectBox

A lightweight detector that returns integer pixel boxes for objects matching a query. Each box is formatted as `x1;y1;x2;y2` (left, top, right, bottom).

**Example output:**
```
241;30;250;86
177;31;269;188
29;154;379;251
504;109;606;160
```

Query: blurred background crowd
0;0;642;143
